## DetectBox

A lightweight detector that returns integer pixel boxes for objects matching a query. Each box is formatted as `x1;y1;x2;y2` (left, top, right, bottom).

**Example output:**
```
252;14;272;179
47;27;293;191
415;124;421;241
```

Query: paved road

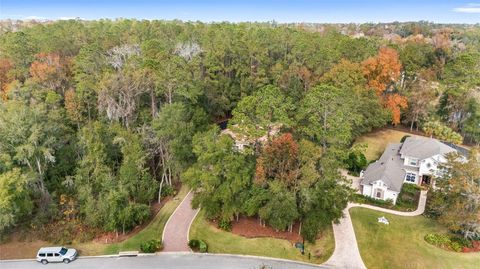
162;191;199;252
0;253;329;269
324;190;428;269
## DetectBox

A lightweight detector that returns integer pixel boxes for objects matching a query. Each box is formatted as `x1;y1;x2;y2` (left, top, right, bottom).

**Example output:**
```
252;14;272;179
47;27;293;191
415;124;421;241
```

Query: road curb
186;206;200;253
153;252;328;268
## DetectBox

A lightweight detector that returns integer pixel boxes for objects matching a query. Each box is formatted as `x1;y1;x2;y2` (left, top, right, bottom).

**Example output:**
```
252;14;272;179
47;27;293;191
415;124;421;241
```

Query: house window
405;173;416;183
409;158;418;166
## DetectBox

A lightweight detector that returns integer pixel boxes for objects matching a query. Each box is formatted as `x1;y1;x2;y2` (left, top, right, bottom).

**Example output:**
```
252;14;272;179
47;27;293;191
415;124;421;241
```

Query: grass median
189;210;334;264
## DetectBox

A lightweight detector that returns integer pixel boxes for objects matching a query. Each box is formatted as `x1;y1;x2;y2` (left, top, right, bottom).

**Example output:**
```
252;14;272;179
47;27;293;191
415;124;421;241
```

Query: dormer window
409;158;419;166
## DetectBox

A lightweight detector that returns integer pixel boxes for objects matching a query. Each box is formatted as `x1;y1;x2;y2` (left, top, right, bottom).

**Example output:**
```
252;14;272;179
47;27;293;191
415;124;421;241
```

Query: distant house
360;136;460;204
221;124;282;151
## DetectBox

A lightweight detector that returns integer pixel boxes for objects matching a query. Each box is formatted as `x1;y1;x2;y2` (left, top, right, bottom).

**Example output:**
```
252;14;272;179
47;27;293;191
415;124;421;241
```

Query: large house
360;136;459;204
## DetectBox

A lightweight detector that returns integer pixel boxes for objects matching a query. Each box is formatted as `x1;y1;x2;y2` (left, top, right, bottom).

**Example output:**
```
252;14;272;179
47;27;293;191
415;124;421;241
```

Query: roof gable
361;143;405;192
399;136;457;160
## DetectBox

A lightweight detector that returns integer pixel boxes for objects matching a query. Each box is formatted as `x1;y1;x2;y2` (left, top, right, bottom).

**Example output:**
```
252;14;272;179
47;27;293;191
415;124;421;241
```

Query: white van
36;247;77;264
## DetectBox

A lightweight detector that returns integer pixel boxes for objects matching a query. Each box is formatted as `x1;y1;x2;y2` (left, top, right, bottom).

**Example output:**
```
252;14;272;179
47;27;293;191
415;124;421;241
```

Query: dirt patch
228;216;302;243
0;239;48;259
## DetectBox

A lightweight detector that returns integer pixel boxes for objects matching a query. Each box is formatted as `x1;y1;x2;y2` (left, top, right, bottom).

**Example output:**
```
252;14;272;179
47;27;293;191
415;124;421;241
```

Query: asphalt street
0;253;328;269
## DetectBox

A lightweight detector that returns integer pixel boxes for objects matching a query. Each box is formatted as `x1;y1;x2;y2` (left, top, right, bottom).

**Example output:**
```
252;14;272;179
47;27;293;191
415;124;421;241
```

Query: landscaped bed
352;183;421;212
424;233;480;253
189;210;334;264
350;207;480;269
230;216;302;242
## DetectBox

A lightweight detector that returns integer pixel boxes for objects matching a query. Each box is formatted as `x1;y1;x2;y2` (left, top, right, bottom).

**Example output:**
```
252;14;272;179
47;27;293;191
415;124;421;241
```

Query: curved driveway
324;190;428;269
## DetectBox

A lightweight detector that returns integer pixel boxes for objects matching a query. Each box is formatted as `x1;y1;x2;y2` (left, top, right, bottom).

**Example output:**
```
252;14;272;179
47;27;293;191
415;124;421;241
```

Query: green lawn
350;207;480;269
355;128;413;161
102;186;189;254
189;210;334;264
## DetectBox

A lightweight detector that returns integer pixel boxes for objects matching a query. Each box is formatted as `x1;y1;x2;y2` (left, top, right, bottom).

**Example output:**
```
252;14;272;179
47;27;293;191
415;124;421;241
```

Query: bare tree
106;44;141;70
174;41;202;61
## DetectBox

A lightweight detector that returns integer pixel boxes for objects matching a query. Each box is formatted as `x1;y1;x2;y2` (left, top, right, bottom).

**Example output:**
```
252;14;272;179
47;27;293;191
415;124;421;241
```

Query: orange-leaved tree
29;52;69;94
362;47;407;125
0;58;13;100
255;133;299;188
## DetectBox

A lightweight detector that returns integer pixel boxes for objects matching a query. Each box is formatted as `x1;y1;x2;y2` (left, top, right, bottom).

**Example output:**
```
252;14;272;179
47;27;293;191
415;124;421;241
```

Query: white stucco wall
384;189;399;204
362;184;372;197
362;180;399;204
419;154;445;177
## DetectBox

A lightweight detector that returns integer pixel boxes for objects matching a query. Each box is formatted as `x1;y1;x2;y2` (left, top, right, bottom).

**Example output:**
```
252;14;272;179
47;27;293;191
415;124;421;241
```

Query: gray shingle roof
399;136;457;160
361;136;459;193
361;143;406;192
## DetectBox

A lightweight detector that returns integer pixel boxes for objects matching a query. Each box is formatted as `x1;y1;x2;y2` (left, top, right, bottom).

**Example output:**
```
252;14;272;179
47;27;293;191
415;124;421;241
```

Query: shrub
450;241;462;252
218;219;232;231
199;239;208;253
189;238;207;252
396;183;420;211
451;236;473;249
345;151;367;174
161;185;175;198
188;239;200;250
140;239;162;253
351;194;394;208
424;233;451;248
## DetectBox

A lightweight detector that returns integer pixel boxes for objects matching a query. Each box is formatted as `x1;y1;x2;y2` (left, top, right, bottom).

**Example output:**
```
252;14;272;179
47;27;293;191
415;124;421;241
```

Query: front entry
421;175;432;186
374;188;384;199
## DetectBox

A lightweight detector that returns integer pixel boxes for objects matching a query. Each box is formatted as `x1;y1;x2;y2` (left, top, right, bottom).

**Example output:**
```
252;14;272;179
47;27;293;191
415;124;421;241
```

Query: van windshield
59;248;68;255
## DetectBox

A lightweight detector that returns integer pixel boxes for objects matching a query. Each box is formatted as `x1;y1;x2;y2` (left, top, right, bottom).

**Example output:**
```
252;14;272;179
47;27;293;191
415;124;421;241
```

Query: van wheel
41;259;48;264
63;258;70;264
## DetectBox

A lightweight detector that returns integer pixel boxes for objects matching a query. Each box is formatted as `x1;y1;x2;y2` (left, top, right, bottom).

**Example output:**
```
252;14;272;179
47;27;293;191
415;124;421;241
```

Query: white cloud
453;3;480;13
454;7;480;13
58;17;84;20
22;15;48;20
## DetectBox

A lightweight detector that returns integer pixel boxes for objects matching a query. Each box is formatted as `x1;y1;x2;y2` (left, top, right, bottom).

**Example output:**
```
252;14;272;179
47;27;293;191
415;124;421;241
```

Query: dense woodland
0;20;479;242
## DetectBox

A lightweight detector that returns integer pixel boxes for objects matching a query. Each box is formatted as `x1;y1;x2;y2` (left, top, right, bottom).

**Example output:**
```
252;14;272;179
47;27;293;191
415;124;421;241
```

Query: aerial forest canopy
0;20;479;241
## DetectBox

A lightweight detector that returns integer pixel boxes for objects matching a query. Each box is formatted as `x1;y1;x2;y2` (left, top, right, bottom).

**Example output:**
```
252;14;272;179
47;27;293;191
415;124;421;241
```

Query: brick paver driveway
162;191;199;252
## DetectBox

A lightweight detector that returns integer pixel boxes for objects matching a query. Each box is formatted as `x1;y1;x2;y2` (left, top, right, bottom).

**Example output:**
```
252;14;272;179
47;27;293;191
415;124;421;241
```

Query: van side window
47;253;53;257
54;253;60;257
39;253;45;257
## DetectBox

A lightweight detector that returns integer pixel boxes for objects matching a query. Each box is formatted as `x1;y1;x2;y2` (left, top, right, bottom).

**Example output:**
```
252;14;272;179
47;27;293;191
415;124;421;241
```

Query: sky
0;0;479;24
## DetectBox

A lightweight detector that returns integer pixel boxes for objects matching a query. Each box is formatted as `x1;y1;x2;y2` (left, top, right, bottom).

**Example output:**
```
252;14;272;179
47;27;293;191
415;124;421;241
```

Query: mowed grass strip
189;210;334;264
103;185;189;254
350;207;480;269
